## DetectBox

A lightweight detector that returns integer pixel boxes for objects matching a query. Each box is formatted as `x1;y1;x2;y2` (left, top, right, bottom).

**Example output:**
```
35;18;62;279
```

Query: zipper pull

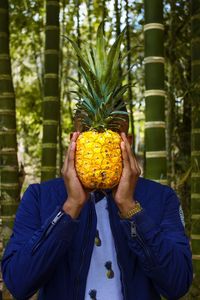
130;221;137;238
51;210;64;225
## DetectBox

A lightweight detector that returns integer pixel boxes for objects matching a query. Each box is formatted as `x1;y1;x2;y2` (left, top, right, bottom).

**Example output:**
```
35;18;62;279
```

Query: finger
67;141;76;171
121;133;135;168
62;132;79;175
121;141;131;170
121;133;141;175
132;154;141;175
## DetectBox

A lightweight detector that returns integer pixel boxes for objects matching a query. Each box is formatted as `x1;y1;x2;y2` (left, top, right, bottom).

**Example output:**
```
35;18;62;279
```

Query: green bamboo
0;0;20;245
76;0;81;84
0;0;20;299
125;0;135;147
144;0;167;184
58;0;66;173
191;0;200;277
41;0;60;181
115;0;122;78
166;0;176;185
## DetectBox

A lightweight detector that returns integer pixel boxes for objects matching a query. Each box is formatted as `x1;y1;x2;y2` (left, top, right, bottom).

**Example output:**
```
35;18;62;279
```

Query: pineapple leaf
103;28;126;85
67;76;96;104
95;21;106;79
65;36;102;97
78;68;102;107
85;44;96;74
111;111;128;115
112;84;130;100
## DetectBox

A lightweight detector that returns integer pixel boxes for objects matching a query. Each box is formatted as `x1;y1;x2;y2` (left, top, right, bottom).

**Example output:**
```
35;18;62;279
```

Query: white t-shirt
84;197;123;300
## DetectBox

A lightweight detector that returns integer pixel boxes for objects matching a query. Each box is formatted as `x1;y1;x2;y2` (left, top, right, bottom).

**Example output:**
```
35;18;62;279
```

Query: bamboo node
0;148;16;155
45;49;59;55
0;32;8;37
144;56;165;64
191;235;200;240
192;214;200;220
41;166;57;171
0;54;9;60
45;25;59;31
192;255;200;260
192;151;200;156
0;92;14;98
0;128;16;135
0;74;12;80
44;73;59;79
191;193;200;199
192;129;200;134
146;151;167;158
42;143;57;148
191;173;200;178
145;90;166;97
145;121;165;129
192;59;200;66
0;109;15;115
0;8;7;13
47;1;60;6
43;96;59;102
0;183;19;189
144;23;164;31
43;120;58;125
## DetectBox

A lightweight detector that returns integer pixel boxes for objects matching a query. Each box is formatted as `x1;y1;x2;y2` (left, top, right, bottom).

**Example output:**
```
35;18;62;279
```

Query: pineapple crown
66;22;129;132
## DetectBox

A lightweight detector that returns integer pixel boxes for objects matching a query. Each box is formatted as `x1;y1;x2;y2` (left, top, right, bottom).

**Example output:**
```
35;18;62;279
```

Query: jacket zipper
32;211;64;254
130;221;155;267
74;206;93;300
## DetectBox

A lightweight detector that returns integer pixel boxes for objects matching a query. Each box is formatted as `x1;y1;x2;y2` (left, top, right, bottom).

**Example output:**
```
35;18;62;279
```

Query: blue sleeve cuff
26;206;80;254
120;208;156;238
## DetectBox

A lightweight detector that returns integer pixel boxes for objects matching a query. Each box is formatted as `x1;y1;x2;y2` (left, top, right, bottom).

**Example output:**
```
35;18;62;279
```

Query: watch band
118;202;142;219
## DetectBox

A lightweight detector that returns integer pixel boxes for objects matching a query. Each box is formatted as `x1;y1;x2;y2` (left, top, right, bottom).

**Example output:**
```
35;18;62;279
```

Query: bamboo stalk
0;0;20;299
144;0;167;183
191;0;200;277
41;0;60;181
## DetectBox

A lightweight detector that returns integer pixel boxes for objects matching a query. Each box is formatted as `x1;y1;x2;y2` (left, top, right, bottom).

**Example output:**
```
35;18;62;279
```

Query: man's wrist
62;198;83;219
118;200;142;219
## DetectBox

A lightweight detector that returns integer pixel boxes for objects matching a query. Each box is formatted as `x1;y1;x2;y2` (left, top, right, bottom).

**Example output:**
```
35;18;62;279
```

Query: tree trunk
76;0;81;84
125;0;135;149
0;0;20;298
0;0;20;248
144;0;167;184
191;0;200;280
41;0;60;181
166;0;176;186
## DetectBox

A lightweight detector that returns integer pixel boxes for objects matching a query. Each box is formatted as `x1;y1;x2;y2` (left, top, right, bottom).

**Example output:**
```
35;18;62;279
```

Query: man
2;131;192;299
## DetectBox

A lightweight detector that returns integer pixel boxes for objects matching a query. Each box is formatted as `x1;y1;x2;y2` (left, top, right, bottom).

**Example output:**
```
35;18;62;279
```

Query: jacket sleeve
120;188;193;300
1;184;79;300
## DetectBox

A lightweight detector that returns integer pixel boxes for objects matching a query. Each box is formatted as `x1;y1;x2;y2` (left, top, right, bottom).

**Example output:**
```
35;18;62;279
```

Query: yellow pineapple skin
75;130;122;189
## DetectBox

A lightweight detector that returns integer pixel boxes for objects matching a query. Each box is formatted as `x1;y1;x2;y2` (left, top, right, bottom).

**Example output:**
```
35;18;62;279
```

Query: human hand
61;132;90;218
112;132;141;215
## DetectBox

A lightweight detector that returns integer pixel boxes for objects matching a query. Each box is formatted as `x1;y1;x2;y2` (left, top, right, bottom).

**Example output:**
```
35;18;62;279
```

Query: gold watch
118;202;142;219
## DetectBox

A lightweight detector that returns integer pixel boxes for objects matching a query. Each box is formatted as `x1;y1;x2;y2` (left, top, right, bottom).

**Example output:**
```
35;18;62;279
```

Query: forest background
0;0;200;299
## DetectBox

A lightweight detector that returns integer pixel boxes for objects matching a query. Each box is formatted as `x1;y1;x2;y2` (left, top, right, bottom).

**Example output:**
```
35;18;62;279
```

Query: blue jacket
2;177;192;300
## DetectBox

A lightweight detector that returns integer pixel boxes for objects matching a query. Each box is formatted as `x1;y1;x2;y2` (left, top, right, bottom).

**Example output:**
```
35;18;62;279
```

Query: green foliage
66;22;129;131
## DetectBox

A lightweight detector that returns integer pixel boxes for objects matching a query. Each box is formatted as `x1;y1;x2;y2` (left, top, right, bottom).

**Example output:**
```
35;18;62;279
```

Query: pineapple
67;23;129;189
